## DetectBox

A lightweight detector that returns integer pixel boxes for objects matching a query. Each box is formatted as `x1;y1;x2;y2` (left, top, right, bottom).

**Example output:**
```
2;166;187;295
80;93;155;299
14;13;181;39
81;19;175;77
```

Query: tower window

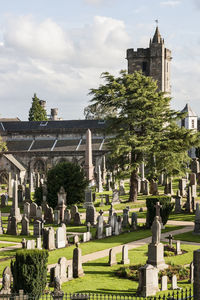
142;62;147;72
192;119;195;129
181;119;185;127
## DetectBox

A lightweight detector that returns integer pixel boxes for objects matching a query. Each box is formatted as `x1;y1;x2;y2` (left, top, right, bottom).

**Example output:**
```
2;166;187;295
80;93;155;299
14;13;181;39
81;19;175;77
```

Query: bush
11;249;48;299
46;161;88;209
146;196;174;228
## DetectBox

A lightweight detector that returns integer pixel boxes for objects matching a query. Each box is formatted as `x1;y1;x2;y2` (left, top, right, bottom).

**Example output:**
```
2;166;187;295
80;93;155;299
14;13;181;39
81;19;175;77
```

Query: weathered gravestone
190;261;194;283
57;186;67;205
73;243;84;278
37;237;42;249
175;193;182;213
171;275;178;290
122;207;129;227
131;212;137;230
6;216;18;235
96;210;104;239
121;245;130;264
0;266;12;294
112;190;119;203
108;248;117;266
86;205;96;225
33;220;42;237
179;178;187;197
71;205;78;220
137;264;159;297
0;211;4;234
43;227;55;250
176;240;182;255
56;226;66;249
36;206;43;221
147;216;167;270
20;215;29;236
105;226;112;237
74;212;81;226
30;202;37;219
193;249;200;300
24;202;30;219
10;177;22;222
161;275;168;291
58;257;68;283
64;208;71;225
54;210;60;225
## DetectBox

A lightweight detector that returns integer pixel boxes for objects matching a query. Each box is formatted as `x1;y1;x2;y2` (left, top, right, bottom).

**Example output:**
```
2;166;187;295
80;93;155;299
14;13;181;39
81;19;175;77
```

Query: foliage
87;70;200;201
28;93;48;121
116;264;189;282
11;249;48;300
46;161;88;209
146;196;174;228
0;136;7;151
34;186;43;206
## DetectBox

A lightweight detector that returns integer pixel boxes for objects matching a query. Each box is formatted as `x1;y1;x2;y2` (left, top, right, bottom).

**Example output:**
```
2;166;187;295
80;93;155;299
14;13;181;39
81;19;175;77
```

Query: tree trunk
129;169;138;202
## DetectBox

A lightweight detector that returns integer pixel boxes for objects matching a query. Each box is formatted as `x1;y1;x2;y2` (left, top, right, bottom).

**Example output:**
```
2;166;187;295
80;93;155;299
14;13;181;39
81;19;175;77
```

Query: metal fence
0;289;193;300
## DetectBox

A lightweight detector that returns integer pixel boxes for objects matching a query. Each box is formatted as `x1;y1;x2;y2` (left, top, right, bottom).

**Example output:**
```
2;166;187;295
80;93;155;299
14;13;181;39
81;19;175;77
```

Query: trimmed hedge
146;196;174;228
11;249;48;299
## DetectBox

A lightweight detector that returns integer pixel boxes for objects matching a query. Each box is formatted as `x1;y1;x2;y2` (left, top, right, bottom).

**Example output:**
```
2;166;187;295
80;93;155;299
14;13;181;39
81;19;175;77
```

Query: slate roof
0;119;107;133
181;103;197;117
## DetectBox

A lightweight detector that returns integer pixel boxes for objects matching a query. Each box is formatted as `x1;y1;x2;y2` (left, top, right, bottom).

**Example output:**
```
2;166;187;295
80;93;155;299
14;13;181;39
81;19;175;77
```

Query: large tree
28;93;48;121
88;70;200;202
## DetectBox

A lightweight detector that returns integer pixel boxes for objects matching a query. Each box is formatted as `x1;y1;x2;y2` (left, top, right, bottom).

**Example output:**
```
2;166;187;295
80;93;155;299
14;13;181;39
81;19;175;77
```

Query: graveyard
0;167;200;299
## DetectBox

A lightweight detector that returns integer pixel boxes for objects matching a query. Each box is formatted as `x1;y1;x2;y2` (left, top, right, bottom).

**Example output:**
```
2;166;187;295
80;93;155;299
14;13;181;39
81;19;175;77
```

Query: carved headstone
137;264;159;297
73;243;84;278
20;215;29;236
108;248;116;266
121;245;130;265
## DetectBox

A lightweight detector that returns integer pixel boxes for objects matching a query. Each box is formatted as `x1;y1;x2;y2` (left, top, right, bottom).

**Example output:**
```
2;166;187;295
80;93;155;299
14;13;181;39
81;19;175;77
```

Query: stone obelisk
10;175;22;223
84;129;94;184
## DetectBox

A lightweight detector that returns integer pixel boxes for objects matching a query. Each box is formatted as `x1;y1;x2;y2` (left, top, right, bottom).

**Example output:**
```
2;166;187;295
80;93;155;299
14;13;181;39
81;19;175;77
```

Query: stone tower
126;26;172;93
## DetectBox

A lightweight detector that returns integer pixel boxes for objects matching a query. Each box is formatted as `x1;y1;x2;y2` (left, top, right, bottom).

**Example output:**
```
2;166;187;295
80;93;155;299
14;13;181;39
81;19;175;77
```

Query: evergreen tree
88;70;200;202
28;93;48;121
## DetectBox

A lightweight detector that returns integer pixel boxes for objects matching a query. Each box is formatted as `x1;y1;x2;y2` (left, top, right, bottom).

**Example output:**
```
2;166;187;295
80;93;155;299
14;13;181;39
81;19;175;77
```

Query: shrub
46;161;88;209
11;249;48;299
146;196;174;228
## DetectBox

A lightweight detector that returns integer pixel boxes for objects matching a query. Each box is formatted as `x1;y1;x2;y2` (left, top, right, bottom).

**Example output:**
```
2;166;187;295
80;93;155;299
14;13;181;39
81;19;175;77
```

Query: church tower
126;26;172;93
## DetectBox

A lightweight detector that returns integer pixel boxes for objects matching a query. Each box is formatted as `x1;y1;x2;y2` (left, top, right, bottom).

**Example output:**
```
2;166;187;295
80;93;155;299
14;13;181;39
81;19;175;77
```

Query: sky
0;0;200;120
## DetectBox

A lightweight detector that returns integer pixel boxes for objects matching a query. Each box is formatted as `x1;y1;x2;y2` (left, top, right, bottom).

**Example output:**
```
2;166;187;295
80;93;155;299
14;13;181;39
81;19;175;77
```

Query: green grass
59;243;198;295
169;212;195;222
173;231;200;243
0;243;17;248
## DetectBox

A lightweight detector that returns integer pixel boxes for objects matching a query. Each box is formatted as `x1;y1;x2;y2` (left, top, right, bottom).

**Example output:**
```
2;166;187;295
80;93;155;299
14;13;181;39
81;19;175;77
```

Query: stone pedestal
137;264;159;297
147;243;168;270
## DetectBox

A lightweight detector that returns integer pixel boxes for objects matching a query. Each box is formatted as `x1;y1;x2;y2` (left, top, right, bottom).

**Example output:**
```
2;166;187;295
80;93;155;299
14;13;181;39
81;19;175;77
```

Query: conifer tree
88;70;200;202
28;93;48;121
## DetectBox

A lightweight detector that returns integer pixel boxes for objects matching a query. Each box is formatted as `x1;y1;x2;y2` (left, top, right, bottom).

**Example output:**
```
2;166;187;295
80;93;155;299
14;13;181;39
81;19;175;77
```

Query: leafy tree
0;136;7;151
88;70;200;202
11;249;48;300
46;161;88;208
28;93;48;121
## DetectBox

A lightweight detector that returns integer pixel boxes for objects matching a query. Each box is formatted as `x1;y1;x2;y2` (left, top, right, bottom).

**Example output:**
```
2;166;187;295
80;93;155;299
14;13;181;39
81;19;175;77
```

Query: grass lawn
169;212;195;222
173;231;200;243
60;243;198;295
0;243;17;248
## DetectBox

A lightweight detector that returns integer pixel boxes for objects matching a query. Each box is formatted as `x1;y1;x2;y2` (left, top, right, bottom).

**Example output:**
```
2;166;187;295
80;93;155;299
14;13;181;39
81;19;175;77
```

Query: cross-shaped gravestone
154;202;162;217
167;234;173;248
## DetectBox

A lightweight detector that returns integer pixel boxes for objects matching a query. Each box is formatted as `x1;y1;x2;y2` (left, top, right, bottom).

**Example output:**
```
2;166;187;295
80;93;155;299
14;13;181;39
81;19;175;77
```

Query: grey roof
152;26;163;44
3;154;26;171
181;103;197;117
0;119;107;133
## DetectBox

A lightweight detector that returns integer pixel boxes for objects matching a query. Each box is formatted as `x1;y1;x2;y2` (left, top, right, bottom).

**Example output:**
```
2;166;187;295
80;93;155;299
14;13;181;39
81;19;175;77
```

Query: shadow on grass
83;262;108;267
70;289;137;295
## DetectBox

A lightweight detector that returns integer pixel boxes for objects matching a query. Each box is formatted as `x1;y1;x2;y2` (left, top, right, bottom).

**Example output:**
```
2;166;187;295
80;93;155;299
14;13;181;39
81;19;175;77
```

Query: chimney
51;108;58;120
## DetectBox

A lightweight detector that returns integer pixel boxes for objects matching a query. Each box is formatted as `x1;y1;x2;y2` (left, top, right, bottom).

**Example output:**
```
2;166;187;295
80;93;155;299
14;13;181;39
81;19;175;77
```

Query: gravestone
86;205;96;225
179;178;187;197
137;264;159;297
121;245;130;264
54;210;60;225
33;220;42;237
58;257;67;283
56;227;66;249
190;261;194;283
30;202;37;219
74;212;81;226
193;249;200;300
96;210;104;239
50;264;60;287
26;240;35;249
161;275;168;291
105;226;112;237
10;176;22;222
73;235;79;244
84;189;93;208
191;158;200;174
0;211;4;234
122;207;129;228
147;216;167;270
67;264;73;281
109;214;117;233
43;227;55;250
64;209;71;225
97;165;103;193
46;207;54;224
175;194;182;213
20;215;29;236
108;248;116;266
0;266;12;294
190;173;197;186
73;243;84;278
131;212;137;230
171;275;178;289
24;202;30;219
36;206;42;221
119;185;125;196
186;186;192;213
18;185;23;203
112;190;119;203
176;240;182;255
36;237;42;249
191;184;197;198
143;180;149;195
71;205;78;220
6;216;18;235
114;216;122;235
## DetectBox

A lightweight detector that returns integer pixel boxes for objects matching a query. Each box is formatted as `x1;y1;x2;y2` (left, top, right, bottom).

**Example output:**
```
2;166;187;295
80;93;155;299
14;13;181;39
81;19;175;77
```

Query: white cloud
160;1;181;6
0;15;130;120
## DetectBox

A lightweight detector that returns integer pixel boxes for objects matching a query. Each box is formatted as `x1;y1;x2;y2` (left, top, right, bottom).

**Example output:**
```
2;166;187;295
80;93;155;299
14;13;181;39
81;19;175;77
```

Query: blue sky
0;0;200;120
